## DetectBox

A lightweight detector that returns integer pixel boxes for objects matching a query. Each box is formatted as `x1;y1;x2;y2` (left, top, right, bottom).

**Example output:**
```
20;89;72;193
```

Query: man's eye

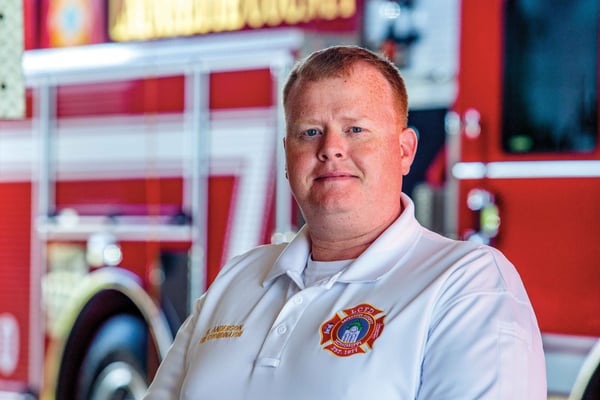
349;127;363;133
304;128;320;137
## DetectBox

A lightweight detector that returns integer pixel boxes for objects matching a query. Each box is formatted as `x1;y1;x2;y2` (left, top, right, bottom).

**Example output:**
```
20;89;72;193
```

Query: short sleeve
416;247;546;399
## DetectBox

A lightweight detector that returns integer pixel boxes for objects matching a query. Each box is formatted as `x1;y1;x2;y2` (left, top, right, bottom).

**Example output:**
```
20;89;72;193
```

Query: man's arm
417;248;546;399
143;296;205;399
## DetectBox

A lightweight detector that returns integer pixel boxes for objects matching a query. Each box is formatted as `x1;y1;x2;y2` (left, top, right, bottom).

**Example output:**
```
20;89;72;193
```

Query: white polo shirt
144;194;546;399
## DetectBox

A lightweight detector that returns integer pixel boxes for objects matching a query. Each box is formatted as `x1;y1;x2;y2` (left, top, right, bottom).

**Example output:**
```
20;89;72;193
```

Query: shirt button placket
255;291;315;368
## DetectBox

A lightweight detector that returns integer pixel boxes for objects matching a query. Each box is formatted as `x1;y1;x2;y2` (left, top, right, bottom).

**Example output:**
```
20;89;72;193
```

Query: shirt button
293;296;304;305
276;324;287;335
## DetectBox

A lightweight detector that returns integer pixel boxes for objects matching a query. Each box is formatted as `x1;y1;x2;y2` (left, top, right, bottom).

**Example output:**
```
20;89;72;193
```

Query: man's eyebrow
339;115;371;124
291;119;321;126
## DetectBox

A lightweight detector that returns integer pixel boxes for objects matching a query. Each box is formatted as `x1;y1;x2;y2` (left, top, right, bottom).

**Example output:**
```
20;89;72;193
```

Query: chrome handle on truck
464;188;500;245
464;108;481;139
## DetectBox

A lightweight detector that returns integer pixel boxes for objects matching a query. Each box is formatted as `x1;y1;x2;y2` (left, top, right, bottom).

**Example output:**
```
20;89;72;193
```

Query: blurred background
0;0;598;398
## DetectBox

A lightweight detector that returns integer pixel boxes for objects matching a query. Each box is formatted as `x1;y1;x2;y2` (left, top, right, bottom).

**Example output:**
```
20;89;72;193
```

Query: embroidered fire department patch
319;303;385;357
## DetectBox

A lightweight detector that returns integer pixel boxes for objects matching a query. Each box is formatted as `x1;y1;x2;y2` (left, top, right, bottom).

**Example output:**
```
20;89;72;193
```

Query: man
144;45;546;399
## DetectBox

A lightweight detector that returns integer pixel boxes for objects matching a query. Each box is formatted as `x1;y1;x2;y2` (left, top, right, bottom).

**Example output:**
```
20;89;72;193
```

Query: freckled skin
284;62;418;260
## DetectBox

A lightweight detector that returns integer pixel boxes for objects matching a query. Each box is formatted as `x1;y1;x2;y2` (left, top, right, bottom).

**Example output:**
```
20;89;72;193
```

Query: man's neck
307;217;395;261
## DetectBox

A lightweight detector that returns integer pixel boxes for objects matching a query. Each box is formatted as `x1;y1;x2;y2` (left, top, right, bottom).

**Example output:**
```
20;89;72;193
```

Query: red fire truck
0;27;308;399
411;0;600;398
0;1;365;398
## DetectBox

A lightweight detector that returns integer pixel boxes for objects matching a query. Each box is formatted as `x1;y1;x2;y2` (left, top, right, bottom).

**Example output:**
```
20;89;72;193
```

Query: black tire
571;341;600;400
581;363;600;400
76;314;150;400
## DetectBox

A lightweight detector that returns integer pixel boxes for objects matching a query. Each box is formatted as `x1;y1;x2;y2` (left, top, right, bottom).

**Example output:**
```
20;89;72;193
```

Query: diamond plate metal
0;0;25;119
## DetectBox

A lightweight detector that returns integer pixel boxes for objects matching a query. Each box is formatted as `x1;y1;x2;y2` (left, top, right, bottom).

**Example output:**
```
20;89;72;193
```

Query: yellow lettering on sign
262;0;281;27
320;0;337;20
241;0;263;29
227;0;246;31
153;0;168;38
175;0;191;36
108;0;357;41
305;0;320;22
110;0;147;41
340;0;356;18
216;0;244;32
281;0;302;25
191;0;210;35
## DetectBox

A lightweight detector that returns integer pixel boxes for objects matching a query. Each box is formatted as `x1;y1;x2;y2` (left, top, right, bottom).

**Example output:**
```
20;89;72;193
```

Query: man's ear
399;127;418;175
283;136;288;179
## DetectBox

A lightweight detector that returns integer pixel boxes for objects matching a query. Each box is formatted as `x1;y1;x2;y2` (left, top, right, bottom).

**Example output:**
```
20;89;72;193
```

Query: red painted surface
457;179;600;336
456;0;600;336
206;176;237;284
0;182;31;381
54;70;273;118
211;69;274;109
56;78;185;118
55;178;184;216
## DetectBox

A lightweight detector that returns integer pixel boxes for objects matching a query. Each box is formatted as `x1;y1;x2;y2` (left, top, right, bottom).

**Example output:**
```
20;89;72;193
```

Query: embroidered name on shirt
200;324;244;343
320;303;385;357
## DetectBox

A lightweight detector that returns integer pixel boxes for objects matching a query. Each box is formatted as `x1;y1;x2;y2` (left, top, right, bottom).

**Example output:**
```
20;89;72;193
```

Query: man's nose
317;132;346;161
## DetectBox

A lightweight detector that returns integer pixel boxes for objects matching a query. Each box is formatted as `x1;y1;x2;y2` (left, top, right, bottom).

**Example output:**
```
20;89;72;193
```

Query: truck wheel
580;363;599;400
570;341;600;400
76;314;150;400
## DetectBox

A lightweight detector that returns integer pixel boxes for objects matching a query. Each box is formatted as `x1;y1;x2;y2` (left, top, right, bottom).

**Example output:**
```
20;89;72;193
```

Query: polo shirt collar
263;224;311;287
263;194;422;287
338;194;422;282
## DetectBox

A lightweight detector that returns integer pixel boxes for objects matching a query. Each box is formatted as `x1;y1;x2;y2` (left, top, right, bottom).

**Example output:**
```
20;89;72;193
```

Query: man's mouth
315;172;356;181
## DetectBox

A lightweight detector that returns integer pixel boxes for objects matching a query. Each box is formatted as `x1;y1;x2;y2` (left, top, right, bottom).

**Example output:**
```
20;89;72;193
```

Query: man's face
284;62;416;232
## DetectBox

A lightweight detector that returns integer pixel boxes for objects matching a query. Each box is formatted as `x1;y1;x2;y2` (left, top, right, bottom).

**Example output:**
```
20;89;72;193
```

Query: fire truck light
56;208;79;227
381;1;402;19
103;244;123;266
467;188;492;211
86;232;122;268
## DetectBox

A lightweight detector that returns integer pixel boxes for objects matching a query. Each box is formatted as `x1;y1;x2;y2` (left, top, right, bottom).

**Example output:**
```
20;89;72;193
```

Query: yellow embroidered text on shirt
200;324;244;343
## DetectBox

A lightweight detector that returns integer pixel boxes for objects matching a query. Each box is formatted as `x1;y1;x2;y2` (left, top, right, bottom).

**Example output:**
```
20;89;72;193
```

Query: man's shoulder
217;242;288;277
419;231;528;300
418;225;503;261
413;226;520;287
